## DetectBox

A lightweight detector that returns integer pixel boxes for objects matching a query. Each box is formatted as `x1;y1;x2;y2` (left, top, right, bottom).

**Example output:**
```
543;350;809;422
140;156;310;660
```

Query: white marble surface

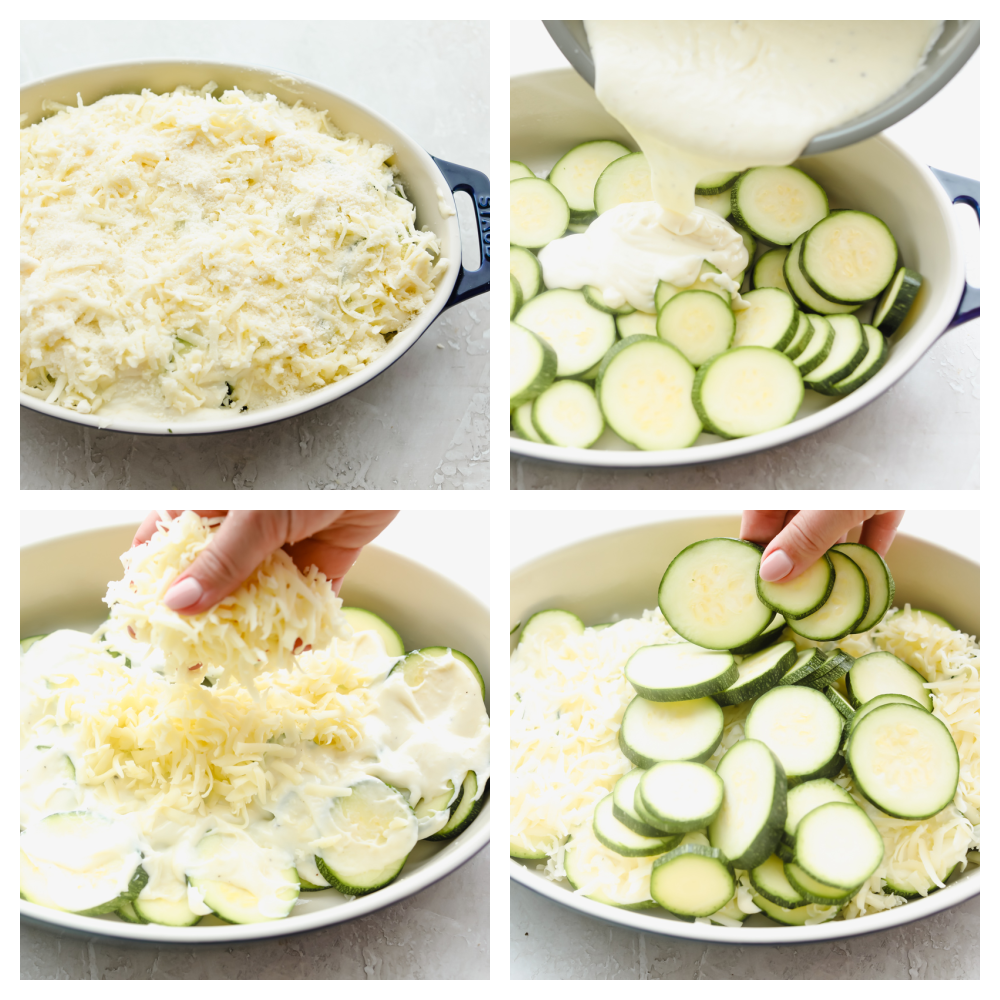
20;510;490;979
20;20;489;490
509;22;979;490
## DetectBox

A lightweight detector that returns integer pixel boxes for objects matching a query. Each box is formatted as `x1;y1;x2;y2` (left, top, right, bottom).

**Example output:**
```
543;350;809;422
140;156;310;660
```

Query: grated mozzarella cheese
104;510;349;692
20;84;446;418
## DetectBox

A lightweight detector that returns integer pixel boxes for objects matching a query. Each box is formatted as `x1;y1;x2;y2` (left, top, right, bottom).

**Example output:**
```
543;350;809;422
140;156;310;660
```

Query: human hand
133;510;399;613
741;510;904;583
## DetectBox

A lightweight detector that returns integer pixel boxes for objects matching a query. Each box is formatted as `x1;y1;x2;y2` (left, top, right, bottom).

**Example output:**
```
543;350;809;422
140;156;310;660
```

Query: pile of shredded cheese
105;510;349;692
511;604;980;923
21;84;446;417
27;636;371;821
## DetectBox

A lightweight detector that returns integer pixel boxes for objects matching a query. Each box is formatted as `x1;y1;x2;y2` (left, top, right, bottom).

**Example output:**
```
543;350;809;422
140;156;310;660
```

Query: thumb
759;510;880;582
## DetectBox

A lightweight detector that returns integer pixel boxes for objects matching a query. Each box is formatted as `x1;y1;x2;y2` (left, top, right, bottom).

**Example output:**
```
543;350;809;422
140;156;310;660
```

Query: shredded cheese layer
512;604;979;923
21;84;446;417
105;510;348;691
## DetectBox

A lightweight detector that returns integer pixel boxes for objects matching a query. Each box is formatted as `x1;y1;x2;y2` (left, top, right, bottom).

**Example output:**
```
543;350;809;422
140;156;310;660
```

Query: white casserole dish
510;514;979;944
510;70;979;469
20;61;490;436
21;524;490;944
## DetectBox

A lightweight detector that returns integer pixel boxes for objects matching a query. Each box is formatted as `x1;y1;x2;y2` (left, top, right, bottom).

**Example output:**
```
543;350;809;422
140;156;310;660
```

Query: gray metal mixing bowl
542;20;979;155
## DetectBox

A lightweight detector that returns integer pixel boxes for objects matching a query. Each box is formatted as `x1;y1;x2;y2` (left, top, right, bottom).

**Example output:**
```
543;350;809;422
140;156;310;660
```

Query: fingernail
164;577;204;610
760;549;794;582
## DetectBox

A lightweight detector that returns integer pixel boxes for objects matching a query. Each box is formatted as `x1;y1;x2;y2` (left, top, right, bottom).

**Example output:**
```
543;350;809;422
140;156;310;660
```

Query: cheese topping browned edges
20;84;447;419
104;510;350;692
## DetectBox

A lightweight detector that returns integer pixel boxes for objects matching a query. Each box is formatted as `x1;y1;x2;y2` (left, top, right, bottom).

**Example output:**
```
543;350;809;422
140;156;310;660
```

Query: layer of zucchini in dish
510;539;977;926
510;149;923;451
20;518;488;927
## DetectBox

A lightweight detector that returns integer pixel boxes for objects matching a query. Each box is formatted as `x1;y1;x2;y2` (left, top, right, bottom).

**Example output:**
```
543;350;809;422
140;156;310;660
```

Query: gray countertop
512;882;978;980
20;20;489;490
22;847;487;980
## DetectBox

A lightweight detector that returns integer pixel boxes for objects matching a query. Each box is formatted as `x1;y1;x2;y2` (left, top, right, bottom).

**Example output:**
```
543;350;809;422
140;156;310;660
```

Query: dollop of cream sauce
541;20;942;312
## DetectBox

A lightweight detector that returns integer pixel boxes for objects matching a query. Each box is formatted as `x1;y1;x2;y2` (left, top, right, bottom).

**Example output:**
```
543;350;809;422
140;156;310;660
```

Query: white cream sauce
20;630;489;916
541;20;941;312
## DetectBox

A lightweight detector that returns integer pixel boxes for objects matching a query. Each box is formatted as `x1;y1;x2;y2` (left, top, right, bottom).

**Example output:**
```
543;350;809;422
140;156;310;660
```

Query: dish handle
931;167;980;329
432;156;491;306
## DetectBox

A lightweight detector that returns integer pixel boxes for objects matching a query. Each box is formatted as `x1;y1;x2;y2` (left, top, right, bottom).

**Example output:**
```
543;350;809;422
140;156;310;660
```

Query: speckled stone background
511;884;978;980
509;23;979;490
20;20;489;490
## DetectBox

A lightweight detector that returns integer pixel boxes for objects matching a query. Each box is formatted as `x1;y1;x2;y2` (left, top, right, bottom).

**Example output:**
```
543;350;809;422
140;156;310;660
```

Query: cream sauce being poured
540;20;942;311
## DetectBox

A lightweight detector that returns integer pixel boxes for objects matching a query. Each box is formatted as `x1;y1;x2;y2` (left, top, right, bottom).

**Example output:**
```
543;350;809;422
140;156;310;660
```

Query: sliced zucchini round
532;379;605;449
612;768;667;837
730;166;830;246
730;613;785;656
341;607;404;657
658;537;772;650
133;892;202;927
709;738;787;870
511;400;543;442
510;161;534;181
802;648;855;690
592;794;679;857
847;692;926;734
783;233;860;315
189;834;299;923
618;696;724;769
695;189;733;218
713;640;798;706
783;777;855;842
656;289;735;366
426;771;486;841
516;289;617;378
802;315;867;390
824;324;888;397
830;543;895;634
624;641;737;702
787;550;869;641
594;151;651;215
596;335;702;451
733;287;799;351
784;861;856;905
757;552;834;620
752;892;840;926
846;650;932;711
510;245;543;303
751;248;790;293
656;272;731;310
693;347;804;439
562;830;658;910
777;648;827;687
794;801;884;890
549;139;631;214
510;321;557;407
20;811;145;916
511;177;570;249
116;899;149;924
745;683;844;783
650;838;735;918
393;646;485;702
696;170;741;195
801;210;898;304
884;862;957;899
825;686;856;722
783;311;814;360
846;703;959;819
616;310;657;338
519;608;585;646
637;760;724;833
511;274;523;319
873;266;923;336
750;854;805;908
792;315;834;375
584;284;635;316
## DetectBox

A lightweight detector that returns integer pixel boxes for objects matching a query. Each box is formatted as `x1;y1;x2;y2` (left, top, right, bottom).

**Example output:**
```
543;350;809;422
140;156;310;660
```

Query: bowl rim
20;58;465;437
509;522;979;944
509;69;968;469
20;530;490;945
